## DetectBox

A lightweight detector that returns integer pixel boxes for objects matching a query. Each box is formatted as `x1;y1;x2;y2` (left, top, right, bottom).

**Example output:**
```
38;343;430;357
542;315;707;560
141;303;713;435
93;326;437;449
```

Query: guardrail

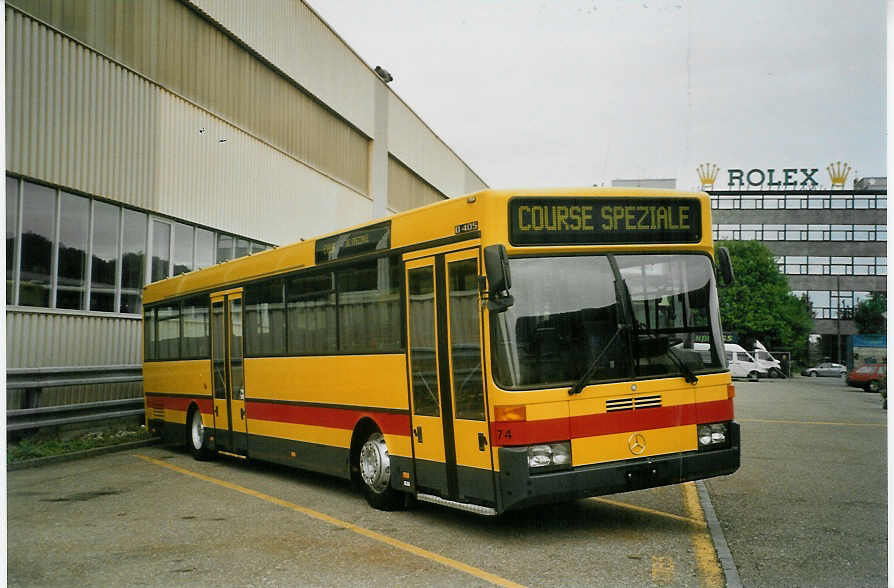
7;365;144;432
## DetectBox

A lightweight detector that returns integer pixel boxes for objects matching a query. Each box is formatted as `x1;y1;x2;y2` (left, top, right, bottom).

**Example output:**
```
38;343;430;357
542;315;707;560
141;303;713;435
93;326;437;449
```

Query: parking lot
7;376;887;587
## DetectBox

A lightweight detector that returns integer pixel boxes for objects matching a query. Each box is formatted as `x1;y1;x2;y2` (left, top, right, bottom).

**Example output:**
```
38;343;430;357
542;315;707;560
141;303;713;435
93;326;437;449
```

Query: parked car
846;364;886;392
801;362;847;377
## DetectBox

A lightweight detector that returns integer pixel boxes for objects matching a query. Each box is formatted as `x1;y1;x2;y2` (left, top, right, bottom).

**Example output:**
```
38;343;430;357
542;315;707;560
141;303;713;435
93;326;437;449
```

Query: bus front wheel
187;406;212;461
358;431;403;511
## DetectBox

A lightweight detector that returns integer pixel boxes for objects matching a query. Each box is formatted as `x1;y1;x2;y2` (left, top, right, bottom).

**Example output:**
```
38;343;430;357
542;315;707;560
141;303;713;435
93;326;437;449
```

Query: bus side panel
242;355;412;477
144;360;213;442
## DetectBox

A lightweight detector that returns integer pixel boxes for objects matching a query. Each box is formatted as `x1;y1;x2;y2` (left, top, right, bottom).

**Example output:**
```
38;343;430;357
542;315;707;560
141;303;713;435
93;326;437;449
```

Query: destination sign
508;197;701;245
315;222;391;263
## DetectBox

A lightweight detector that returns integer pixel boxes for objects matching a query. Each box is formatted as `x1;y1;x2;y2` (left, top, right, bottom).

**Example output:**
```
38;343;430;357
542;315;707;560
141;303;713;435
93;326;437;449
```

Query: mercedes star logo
628;433;647;455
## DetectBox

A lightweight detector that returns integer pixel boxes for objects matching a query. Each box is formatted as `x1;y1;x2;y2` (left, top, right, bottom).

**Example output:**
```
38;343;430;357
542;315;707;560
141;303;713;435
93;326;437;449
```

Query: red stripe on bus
245;401;411;436
146;394;213;413
490;399;734;446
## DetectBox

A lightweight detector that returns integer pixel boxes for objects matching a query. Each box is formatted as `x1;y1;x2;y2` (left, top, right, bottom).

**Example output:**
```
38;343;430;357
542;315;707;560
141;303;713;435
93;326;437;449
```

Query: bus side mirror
716;247;735;286
484;244;513;312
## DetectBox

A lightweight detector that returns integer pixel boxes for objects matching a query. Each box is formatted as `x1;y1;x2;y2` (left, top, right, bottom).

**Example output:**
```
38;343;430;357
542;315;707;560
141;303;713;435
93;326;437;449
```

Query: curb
7;437;163;471
696;479;742;588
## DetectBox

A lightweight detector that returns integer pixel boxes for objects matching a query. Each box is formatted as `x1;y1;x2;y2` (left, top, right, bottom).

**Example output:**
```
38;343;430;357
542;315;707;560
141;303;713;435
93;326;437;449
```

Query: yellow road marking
740;418;886;427
591;496;707;528
682;482;723;588
135;455;525;588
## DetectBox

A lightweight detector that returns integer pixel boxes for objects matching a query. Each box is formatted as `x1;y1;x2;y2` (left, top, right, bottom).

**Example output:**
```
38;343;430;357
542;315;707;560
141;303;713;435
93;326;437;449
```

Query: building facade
708;185;886;361
5;0;487;406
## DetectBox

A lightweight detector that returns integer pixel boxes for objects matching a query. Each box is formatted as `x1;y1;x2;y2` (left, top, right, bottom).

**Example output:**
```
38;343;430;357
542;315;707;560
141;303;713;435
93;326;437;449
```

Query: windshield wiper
663;341;699;384
569;273;632;396
568;323;628;396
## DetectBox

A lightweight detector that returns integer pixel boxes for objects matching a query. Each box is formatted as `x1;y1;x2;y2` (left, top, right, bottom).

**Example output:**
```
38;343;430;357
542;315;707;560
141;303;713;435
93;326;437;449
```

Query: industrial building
5;0;487;408
708;182;886;362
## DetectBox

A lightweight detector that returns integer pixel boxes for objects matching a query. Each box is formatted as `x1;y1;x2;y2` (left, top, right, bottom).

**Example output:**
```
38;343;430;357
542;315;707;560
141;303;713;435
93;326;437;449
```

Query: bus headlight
697;423;728;449
527;441;571;471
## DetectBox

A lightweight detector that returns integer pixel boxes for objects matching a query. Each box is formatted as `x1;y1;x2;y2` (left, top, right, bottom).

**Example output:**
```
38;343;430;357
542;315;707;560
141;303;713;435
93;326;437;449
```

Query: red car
846;364;886;392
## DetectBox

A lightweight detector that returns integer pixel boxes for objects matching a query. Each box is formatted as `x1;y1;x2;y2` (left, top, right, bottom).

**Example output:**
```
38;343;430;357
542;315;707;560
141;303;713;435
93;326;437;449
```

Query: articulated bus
143;188;739;515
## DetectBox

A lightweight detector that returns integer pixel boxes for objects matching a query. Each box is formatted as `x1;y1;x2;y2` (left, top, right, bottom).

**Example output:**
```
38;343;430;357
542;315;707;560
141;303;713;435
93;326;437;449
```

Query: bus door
210;290;247;455
404;249;495;505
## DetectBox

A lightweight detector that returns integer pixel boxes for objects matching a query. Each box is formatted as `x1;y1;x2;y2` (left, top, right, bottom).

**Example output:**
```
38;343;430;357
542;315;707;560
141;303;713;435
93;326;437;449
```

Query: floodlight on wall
374;66;394;83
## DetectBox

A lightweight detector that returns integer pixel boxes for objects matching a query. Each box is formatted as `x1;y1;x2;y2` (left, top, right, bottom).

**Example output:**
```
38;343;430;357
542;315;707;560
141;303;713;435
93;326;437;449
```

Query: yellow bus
143;188;739;515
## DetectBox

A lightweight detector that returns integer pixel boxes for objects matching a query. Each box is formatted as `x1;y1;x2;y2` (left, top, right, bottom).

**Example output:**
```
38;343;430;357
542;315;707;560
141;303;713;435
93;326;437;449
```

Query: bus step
416;493;497;516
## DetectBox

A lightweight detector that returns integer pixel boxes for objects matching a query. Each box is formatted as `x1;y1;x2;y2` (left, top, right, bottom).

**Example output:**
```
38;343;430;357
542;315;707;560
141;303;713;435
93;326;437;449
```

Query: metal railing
7;365;144;432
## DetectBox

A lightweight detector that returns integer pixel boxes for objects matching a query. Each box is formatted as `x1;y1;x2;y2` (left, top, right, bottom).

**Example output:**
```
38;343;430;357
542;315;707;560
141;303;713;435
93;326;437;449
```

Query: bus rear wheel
358;431;403;511
188;406;212;461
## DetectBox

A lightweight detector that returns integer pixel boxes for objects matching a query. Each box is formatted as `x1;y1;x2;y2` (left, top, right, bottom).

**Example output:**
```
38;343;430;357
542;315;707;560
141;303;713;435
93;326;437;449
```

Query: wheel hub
191;410;204;450
359;433;391;494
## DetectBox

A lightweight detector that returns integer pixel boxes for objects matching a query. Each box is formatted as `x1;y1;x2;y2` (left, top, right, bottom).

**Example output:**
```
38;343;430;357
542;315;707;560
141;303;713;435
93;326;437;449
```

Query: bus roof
143;187;710;305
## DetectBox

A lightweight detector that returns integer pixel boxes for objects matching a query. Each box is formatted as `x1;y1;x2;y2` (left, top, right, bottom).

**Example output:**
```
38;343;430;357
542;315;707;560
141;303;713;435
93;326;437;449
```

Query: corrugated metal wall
187;0;377;138
387;95;488;199
7;0;370;194
388;155;447;213
6;309;142;368
188;0;488;199
6;6;162;212
5;0;490;403
6;6;374;243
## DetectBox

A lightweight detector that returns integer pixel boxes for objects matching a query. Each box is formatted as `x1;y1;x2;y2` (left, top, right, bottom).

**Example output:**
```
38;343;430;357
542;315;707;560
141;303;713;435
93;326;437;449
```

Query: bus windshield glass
490;253;726;389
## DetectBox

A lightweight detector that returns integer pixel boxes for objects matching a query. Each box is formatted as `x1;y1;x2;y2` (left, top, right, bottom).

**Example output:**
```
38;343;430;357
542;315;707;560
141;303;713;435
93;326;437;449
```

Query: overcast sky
310;0;886;191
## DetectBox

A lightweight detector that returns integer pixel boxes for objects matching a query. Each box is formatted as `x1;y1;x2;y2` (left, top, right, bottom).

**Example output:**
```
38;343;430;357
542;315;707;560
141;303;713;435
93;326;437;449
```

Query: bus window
211;301;227;399
182;296;210;359
408;266;439;416
337;257;401;353
287;272;336;354
245;279;285;356
157;303;181;360
448;258;484;421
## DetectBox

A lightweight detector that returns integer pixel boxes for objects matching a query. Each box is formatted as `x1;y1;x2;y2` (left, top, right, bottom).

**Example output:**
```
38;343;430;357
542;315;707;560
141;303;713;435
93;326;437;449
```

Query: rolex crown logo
696;163;719;189
826;161;851;188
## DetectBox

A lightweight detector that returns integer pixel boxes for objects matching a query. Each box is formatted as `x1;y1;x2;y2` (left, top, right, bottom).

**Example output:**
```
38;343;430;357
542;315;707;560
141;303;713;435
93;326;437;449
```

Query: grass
7;424;155;463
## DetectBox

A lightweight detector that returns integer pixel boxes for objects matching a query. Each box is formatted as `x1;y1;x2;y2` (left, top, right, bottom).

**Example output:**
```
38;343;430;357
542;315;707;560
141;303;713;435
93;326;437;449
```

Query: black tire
357;431;404;511
187;406;212;461
809;371;818;377
748;371;759;382
867;380;880;393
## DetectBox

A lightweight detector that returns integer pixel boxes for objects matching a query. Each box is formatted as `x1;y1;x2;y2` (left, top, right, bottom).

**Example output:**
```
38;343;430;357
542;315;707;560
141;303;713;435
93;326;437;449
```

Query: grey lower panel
398;457;496;507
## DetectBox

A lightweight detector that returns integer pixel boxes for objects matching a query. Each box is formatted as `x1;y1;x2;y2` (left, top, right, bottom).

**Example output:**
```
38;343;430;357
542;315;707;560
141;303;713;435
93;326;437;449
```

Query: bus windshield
490;253;726;389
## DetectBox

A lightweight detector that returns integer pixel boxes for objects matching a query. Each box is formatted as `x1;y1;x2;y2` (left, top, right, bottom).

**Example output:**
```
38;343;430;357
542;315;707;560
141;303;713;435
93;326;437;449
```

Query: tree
716;241;813;357
854;292;886;334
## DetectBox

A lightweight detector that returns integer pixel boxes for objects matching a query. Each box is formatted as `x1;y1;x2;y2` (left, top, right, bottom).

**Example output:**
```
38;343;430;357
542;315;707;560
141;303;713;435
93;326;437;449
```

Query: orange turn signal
727;384;736;399
494;405;527;422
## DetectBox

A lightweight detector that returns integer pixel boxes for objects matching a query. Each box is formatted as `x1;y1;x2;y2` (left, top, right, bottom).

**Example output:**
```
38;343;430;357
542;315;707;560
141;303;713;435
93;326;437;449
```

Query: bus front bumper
496;421;740;513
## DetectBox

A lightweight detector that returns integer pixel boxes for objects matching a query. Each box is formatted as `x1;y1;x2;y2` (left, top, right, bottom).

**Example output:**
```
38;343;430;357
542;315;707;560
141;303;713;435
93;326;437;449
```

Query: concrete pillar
370;81;390;219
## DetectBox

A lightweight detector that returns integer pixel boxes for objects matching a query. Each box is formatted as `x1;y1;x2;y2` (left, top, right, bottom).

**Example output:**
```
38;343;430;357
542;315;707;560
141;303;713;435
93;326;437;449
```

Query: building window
151;220;172;282
6;177;19;302
714;223;886;242
90;201;120;312
776;255;888;277
120;209;147;313
173;222;194;276
6;175;273;314
711;193;886;210
196;228;215;270
19;181;56;307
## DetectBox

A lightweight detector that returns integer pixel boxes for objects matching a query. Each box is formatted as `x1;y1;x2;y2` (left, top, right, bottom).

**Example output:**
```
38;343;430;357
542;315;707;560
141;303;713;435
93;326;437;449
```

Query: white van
752;341;785;378
725;344;767;381
689;342;766;381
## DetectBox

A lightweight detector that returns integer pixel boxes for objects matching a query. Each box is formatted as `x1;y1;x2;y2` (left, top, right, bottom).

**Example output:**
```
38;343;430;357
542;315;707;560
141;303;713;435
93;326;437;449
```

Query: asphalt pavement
6;374;888;587
708;375;887;587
